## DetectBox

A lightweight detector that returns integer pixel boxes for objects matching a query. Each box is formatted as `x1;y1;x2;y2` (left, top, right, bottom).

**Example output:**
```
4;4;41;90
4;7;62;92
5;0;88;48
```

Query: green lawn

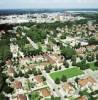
87;62;98;71
50;67;83;80
29;92;40;100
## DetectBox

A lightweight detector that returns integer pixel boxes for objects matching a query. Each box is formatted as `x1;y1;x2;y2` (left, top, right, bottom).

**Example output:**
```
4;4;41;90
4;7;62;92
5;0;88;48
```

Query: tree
54;66;58;71
74;43;81;49
55;78;60;84
3;85;14;94
94;60;98;66
44;66;48;71
86;53;94;62
95;46;98;51
72;61;77;66
75;77;80;83
53;89;55;91
88;37;98;45
37;69;42;75
71;55;76;62
80;56;83;60
59;66;61;70
19;71;24;77
42;76;46;81
48;64;52;70
46;69;50;73
24;74;29;78
76;59;87;70
61;46;76;59
64;95;67;98
61;33;66;39
14;73;18;78
79;91;84;96
86;63;90;69
63;61;69;68
96;53;98;60
33;70;38;76
0;93;7;100
9;77;14;82
0;77;5;92
61;75;67;82
27;70;33;75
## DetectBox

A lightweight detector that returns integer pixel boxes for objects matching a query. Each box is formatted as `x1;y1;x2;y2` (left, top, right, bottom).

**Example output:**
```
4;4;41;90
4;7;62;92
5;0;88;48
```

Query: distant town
0;11;84;24
0;9;98;100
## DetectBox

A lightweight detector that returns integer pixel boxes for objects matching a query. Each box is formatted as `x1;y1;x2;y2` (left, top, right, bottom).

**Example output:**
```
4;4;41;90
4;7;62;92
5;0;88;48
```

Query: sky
0;0;98;9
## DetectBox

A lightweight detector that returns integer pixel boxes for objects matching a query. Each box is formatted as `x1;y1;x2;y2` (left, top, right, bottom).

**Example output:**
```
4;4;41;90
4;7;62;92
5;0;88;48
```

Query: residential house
78;76;96;90
17;94;27;100
40;88;51;97
77;96;88;100
13;80;22;89
8;67;15;77
34;75;43;85
63;82;75;96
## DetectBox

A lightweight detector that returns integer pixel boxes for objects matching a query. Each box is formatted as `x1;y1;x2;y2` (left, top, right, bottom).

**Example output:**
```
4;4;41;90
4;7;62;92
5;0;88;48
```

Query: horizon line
0;8;98;10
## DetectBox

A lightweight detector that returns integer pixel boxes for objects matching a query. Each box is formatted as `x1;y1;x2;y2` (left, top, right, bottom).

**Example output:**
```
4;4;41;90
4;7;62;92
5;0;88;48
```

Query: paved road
27;37;38;49
25;35;65;100
41;70;65;100
22;32;38;49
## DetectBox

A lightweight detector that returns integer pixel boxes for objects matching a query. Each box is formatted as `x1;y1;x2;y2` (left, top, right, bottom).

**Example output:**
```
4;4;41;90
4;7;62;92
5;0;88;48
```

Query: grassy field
50;67;83;80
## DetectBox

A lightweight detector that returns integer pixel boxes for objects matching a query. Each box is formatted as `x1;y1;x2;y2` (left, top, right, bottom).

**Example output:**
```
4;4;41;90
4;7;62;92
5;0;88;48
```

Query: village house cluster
1;11;98;100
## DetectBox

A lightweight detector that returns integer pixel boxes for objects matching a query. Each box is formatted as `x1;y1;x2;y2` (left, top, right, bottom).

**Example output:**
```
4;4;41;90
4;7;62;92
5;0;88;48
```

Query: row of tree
55;75;67;84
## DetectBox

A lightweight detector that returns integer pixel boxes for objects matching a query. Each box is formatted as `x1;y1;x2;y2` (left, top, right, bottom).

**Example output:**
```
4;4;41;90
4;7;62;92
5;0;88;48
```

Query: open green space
50;67;83;80
0;39;10;60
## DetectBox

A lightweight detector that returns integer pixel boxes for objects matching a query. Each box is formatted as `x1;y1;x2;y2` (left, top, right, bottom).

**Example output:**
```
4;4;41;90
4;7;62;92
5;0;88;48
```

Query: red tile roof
63;83;74;94
8;67;15;74
43;53;64;64
78;76;96;87
35;75;43;83
77;96;88;100
40;88;51;97
17;94;27;100
13;80;22;89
